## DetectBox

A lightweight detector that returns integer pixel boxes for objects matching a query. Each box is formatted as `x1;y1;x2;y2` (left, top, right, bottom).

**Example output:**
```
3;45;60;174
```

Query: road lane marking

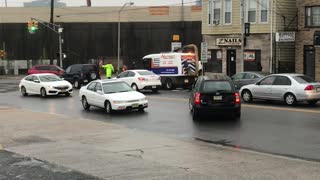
147;96;320;114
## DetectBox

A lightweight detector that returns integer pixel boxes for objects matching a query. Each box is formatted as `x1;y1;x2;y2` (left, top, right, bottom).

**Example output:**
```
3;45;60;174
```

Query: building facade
296;0;320;81
202;0;296;76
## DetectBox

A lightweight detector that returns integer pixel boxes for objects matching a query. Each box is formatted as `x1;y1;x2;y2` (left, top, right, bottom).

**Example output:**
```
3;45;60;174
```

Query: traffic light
27;20;38;34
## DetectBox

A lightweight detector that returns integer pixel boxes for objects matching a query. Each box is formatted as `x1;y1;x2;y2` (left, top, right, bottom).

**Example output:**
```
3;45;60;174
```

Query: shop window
206;49;222;73
244;50;262;71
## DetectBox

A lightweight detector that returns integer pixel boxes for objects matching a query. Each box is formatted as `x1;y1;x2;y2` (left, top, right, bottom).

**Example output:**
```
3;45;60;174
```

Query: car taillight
305;85;314;91
194;93;201;105
235;92;240;104
138;77;145;81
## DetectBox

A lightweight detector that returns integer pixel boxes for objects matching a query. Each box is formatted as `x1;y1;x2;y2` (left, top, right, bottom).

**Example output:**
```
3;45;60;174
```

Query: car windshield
137;71;155;76
293;75;316;84
102;82;133;94
201;81;233;93
39;75;62;82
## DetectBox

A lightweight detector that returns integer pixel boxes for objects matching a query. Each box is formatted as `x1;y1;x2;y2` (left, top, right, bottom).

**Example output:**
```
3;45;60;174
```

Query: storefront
204;35;270;76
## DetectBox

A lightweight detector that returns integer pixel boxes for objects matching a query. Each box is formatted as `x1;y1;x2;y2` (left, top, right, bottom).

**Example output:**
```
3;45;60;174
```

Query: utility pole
50;0;54;25
240;0;245;73
5;0;7;7
181;0;185;45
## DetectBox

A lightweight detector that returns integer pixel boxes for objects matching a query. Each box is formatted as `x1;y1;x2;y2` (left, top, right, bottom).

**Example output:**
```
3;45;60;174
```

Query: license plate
152;86;156;88
213;96;222;101
61;90;66;92
184;79;189;83
317;88;320;92
132;103;139;108
83;79;88;83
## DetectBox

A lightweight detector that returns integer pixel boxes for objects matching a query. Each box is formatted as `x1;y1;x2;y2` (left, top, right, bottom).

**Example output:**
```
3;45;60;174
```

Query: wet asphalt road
0;84;320;161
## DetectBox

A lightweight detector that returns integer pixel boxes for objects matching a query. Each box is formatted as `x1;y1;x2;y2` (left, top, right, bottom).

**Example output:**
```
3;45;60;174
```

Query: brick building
295;0;320;81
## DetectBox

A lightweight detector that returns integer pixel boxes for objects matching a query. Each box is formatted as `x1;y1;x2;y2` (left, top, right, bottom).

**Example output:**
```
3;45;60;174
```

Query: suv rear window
293;75;316;84
82;65;97;72
137;71;155;76
201;81;233;93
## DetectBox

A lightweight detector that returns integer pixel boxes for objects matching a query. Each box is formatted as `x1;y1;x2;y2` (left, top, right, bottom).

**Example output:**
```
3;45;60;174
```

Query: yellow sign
173;35;180;41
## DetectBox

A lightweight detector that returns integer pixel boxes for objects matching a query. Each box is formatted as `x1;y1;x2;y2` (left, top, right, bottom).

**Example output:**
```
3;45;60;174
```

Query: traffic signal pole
30;17;64;68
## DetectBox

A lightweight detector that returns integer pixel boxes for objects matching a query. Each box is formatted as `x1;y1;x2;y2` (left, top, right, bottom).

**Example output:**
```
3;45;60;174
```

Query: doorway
227;49;236;76
304;46;315;79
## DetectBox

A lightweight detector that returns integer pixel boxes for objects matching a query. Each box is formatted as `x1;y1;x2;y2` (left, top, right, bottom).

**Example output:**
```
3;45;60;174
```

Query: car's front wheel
40;88;47;98
105;101;113;114
82;96;90;110
21;86;28;96
242;90;252;103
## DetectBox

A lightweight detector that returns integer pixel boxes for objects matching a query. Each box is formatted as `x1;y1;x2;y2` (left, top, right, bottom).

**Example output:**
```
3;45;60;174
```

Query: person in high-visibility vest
102;63;114;79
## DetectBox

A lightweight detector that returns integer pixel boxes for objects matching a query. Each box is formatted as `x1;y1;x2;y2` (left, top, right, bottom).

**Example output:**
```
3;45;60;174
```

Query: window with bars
213;0;221;24
306;6;320;27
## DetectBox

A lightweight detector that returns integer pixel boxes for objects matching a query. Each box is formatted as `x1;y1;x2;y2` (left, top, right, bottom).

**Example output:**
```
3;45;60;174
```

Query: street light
117;1;134;72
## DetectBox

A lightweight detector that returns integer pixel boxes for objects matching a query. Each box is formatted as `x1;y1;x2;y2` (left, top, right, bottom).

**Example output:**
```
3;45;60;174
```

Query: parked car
189;73;241;120
79;79;148;113
116;70;162;92
19;73;73;97
232;72;270;90
61;64;100;89
28;65;64;76
240;74;320;106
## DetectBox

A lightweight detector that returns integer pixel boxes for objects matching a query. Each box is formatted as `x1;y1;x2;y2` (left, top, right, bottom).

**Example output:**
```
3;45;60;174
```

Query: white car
240;74;320;105
19;73;73;97
79;79;148;113
116;70;161;92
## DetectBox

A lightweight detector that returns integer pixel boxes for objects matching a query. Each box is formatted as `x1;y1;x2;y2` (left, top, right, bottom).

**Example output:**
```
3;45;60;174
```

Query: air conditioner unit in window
213;19;220;25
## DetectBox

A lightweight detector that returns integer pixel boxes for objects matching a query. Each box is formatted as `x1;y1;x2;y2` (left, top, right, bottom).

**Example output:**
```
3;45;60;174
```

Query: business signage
276;32;295;42
216;38;242;46
201;42;208;63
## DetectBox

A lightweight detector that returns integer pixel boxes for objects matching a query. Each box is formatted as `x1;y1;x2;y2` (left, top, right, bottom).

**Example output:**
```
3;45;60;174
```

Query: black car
189;74;241;120
61;64;100;89
232;72;270;90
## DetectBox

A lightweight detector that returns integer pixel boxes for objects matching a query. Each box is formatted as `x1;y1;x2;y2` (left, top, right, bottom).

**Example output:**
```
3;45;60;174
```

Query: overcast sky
1;0;198;7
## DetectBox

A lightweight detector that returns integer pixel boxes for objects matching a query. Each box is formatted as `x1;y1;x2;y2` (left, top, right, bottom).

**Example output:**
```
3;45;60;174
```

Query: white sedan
79;79;148;113
116;70;161;92
19;73;73;97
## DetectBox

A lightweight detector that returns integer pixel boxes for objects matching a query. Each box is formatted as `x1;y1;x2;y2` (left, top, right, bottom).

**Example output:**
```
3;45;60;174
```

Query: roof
202;73;231;81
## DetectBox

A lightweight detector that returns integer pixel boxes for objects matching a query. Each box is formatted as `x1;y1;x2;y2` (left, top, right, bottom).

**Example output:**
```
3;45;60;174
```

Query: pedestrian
121;65;128;72
102;63;114;79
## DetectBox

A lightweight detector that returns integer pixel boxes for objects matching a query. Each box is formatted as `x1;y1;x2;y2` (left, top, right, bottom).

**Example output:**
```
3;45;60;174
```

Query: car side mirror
96;90;103;95
34;80;40;83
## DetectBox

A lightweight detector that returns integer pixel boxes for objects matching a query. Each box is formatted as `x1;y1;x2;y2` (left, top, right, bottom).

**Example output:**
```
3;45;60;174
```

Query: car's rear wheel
105;101;113;114
21;86;28;96
192;108;199;121
82;96;90;110
284;93;297;106
131;84;139;91
40;88;47;98
242;90;252;103
308;100;318;106
74;79;81;89
138;108;145;112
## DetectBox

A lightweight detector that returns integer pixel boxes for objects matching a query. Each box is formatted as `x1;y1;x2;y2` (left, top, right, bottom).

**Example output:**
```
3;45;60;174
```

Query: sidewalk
0;106;320;180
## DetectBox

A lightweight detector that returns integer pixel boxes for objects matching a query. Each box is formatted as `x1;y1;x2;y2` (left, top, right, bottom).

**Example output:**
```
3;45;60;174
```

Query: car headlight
113;100;126;104
140;97;146;101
